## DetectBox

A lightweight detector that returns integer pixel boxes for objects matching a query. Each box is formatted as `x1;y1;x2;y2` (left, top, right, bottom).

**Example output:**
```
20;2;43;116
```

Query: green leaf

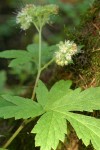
33;80;100;150
66;112;100;150
0;95;44;119
32;111;67;150
41;80;100;112
0;96;15;107
0;50;31;58
36;80;49;107
36;80;72;109
9;56;32;67
0;71;6;92
0;50;33;68
0;44;57;68
47;80;72;106
50;86;100;112
27;44;38;65
27;43;57;66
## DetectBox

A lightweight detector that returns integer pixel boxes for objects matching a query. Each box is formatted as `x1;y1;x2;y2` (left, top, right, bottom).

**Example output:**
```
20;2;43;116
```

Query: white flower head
55;40;78;66
25;16;32;23
16;4;59;30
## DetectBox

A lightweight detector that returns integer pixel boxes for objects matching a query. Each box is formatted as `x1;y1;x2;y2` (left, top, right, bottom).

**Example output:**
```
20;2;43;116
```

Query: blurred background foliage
0;0;100;150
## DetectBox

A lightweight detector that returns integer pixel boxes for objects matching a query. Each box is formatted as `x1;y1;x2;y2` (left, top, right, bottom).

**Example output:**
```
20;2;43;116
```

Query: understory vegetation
0;0;100;150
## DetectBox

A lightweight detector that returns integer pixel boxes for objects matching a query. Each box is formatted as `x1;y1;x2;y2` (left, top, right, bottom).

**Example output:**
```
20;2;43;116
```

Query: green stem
32;27;42;100
32;58;54;100
2;118;33;149
31;70;41;100
38;27;42;75
41;58;54;72
33;22;39;32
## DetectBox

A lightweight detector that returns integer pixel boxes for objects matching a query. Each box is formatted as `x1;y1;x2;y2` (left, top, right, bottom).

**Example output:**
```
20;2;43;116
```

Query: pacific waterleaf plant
0;3;100;150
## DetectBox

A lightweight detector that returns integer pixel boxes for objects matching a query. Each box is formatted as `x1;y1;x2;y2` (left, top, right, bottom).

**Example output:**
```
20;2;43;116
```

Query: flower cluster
16;4;59;30
55;40;78;66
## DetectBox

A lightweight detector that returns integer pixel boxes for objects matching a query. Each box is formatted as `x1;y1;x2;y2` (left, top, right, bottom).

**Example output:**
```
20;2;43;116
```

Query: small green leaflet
33;80;100;150
0;95;44;119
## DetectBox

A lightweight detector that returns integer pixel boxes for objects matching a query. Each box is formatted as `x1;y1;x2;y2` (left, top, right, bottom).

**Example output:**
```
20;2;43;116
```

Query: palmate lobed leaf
0;95;44;119
33;80;100;150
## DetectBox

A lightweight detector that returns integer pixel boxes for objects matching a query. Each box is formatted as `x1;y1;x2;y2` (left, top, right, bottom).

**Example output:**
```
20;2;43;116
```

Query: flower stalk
31;27;42;100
